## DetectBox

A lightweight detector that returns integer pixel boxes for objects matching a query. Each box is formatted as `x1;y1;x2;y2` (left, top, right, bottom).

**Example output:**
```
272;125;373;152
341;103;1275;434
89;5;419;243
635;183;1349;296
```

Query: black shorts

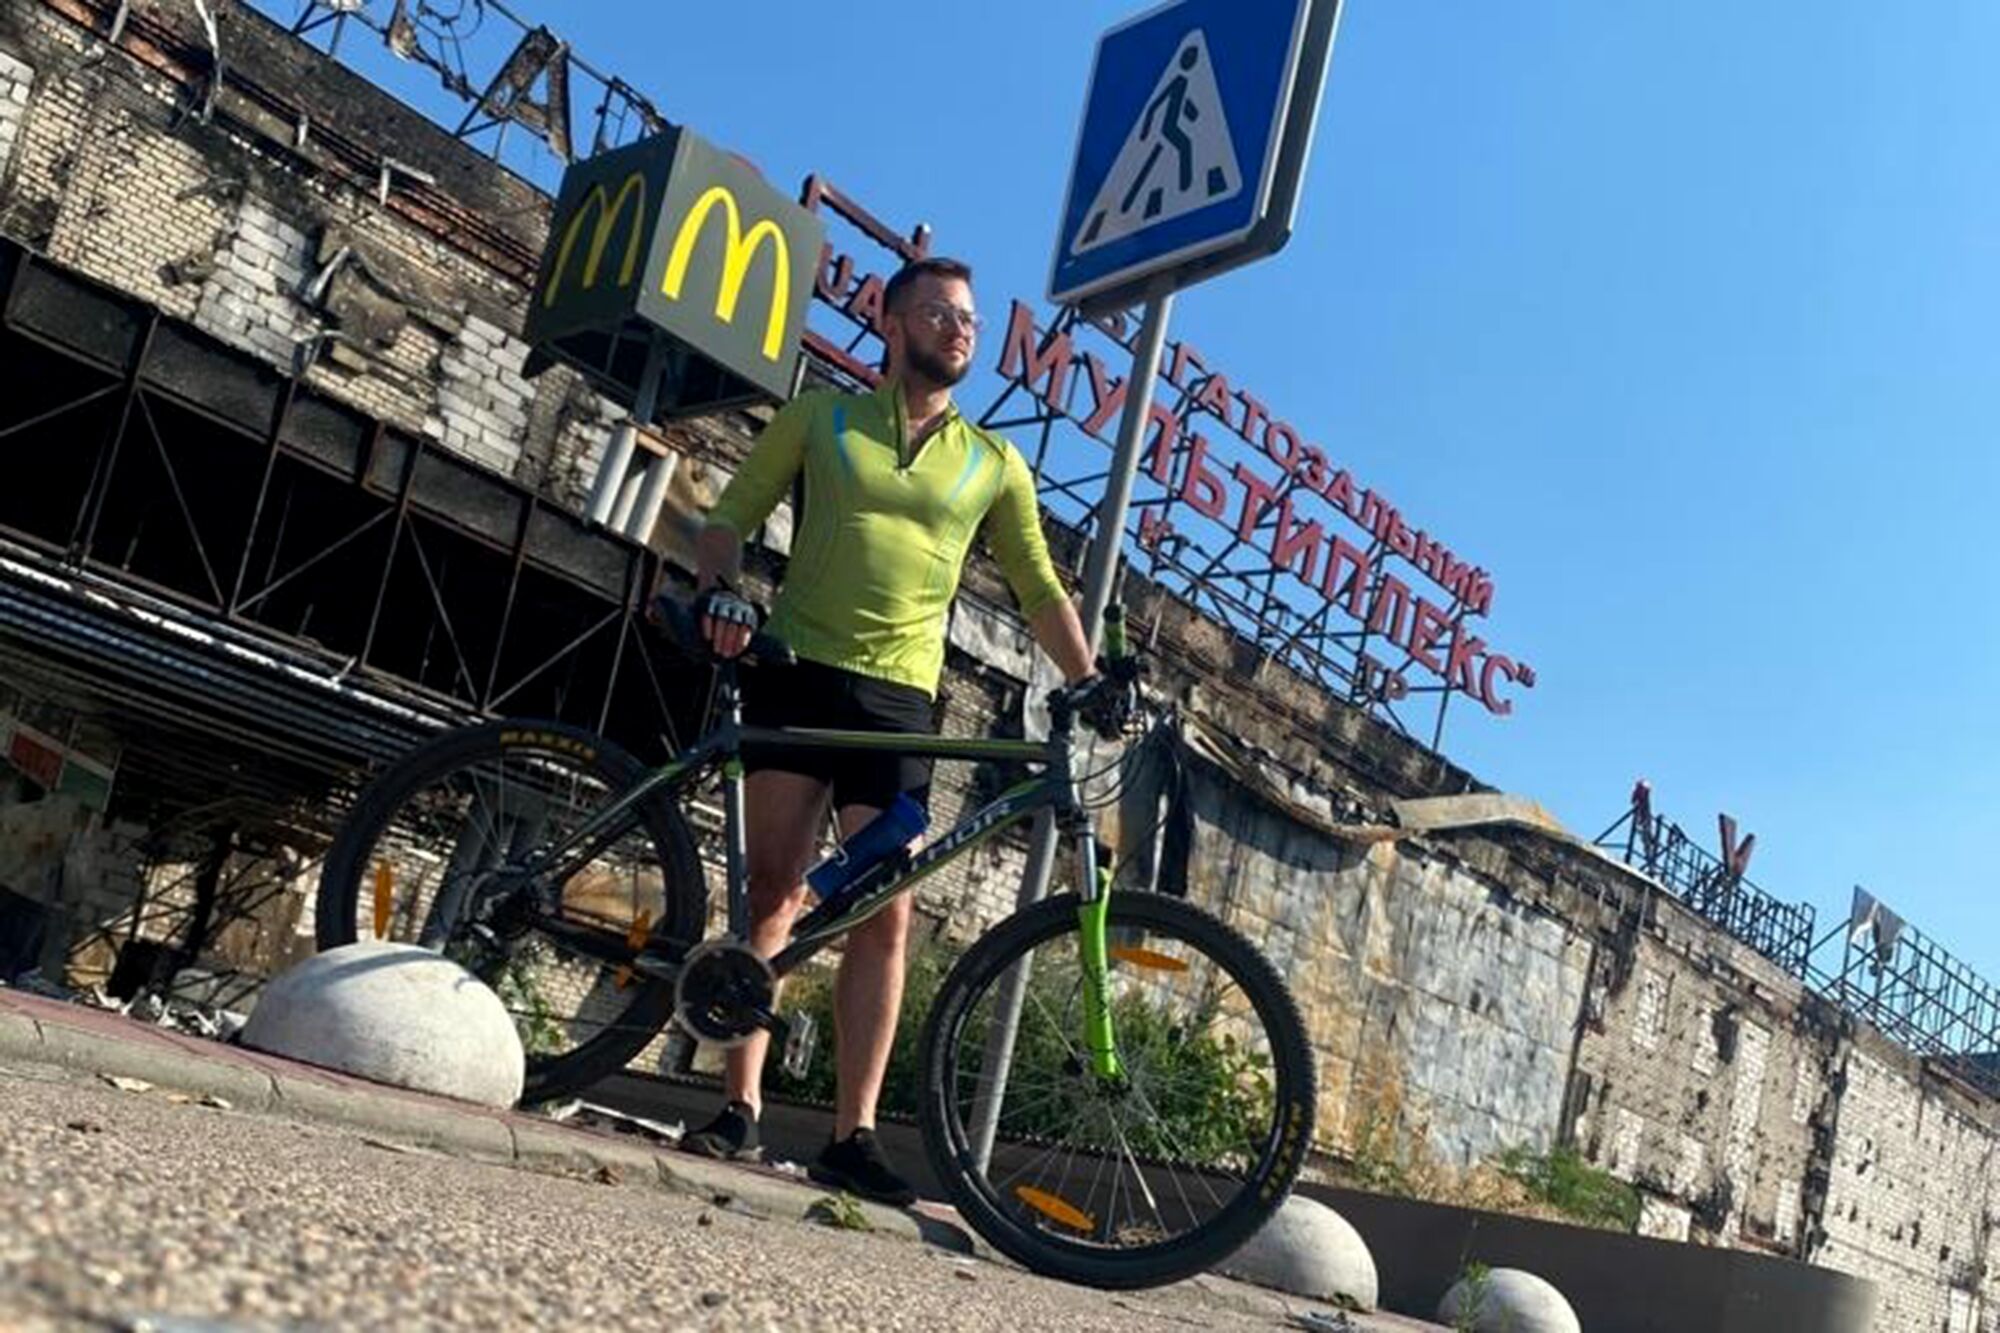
741;658;935;813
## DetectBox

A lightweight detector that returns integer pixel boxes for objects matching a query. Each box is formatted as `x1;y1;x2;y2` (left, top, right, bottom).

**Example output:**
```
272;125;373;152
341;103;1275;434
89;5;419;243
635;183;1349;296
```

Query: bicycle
315;594;1316;1289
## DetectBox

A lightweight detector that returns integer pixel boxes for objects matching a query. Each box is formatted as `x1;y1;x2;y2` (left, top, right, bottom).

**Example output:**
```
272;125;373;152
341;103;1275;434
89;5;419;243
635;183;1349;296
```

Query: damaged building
0;3;1991;1329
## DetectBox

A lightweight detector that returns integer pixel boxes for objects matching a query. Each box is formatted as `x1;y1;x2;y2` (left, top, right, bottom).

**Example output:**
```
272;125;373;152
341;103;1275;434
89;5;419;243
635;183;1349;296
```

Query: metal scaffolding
0;239;707;835
1592;784;1817;975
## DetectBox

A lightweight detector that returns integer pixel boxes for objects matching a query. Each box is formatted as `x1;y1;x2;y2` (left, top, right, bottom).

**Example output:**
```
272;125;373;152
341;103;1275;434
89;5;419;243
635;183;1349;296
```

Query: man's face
887;274;979;389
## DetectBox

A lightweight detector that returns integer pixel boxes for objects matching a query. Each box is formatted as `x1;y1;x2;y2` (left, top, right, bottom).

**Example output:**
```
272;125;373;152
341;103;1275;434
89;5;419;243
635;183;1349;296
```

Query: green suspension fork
1076;840;1123;1082
1076;600;1137;1082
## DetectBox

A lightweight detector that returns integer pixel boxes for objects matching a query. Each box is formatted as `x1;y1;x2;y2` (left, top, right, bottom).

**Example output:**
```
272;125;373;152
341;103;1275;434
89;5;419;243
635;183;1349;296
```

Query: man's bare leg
721;768;830;1118
829;802;915;1139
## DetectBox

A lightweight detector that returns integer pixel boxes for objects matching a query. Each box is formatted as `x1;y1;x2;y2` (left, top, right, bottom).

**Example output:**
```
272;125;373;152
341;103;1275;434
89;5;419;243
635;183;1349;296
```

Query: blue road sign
1048;0;1338;310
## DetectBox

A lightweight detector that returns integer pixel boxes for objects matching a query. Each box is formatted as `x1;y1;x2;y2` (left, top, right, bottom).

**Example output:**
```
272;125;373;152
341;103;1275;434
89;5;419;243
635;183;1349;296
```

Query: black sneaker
682;1099;761;1161
808;1128;916;1206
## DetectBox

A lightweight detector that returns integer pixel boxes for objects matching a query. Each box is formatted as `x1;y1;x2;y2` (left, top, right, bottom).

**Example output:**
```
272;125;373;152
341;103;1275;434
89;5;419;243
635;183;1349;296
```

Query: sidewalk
0;985;958;1247
0;985;1438;1331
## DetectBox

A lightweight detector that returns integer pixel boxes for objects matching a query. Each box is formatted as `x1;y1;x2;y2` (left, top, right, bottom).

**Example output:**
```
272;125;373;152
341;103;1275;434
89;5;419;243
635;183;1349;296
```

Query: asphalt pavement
0;986;1439;1331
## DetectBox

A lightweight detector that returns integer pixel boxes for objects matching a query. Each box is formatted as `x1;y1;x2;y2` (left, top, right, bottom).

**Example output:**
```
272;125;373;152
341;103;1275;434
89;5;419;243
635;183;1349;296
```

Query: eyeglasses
910;300;984;335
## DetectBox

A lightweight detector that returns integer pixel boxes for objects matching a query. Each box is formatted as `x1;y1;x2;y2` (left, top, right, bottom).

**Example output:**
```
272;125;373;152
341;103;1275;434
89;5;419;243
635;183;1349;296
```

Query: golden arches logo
542;173;648;308
661;185;791;362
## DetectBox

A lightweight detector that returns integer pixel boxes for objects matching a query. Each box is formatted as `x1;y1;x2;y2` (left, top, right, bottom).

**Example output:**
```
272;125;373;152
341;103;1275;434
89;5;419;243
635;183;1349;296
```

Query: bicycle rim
922;892;1315;1288
321;724;697;1098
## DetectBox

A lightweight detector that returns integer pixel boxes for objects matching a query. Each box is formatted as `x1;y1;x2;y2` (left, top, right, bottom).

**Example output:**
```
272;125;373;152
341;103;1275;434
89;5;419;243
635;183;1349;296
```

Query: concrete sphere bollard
1437;1267;1580;1333
1218;1195;1378;1310
242;941;524;1108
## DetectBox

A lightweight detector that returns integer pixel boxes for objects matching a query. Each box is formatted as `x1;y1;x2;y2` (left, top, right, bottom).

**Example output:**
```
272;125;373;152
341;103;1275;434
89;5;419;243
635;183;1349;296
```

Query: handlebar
650;593;796;667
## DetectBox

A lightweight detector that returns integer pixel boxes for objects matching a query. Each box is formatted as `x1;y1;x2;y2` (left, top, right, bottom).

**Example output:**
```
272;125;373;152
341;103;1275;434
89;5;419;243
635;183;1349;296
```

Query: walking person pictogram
1072;30;1245;257
1120;43;1219;221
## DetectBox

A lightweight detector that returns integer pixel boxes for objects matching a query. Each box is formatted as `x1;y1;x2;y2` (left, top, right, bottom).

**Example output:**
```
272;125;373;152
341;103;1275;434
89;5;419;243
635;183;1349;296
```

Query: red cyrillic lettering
1264;420;1302;473
1180;435;1228;519
816;245;854;304
1138;507;1175;551
1718;815;1756;878
1269;499;1323;583
1139;408;1185;483
1367;574;1413;643
1387;513;1417;560
1323;537;1371;618
1230;462;1278;540
1436;550;1471;598
1079;354;1125;438
1479;654;1523;716
1463;572;1495;616
1446;626;1487;695
1236;389;1271;446
1168;339;1208;389
1405;598;1450;674
1195;373;1234;421
998;300;1075;409
1412;531;1442;581
1324;469;1355;512
1298;445;1329;493
1355;490;1388;533
847;275;886;333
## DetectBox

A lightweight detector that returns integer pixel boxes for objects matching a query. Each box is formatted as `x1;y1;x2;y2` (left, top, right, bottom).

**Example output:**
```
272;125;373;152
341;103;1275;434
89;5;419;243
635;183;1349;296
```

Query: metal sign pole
969;272;1176;1172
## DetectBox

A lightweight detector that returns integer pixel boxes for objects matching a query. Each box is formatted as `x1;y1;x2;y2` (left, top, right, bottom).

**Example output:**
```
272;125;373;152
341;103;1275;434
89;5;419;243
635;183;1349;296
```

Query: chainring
672;939;777;1048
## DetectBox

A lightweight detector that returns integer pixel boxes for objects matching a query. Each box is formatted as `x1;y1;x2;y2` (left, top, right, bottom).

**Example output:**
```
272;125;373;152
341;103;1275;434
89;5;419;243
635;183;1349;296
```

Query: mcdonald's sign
524;127;823;407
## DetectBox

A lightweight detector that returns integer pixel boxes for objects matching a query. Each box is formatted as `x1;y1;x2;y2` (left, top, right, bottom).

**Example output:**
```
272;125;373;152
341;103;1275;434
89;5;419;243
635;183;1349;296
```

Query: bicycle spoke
930;891;1310;1282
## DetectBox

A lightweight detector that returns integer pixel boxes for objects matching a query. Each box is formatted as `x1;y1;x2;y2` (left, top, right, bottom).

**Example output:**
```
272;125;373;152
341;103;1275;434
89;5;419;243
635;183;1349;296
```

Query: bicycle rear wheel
919;891;1316;1289
317;720;707;1103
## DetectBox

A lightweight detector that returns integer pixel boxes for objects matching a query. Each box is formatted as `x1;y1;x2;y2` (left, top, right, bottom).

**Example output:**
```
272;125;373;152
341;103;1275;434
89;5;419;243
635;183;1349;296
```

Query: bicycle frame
519;660;1126;1079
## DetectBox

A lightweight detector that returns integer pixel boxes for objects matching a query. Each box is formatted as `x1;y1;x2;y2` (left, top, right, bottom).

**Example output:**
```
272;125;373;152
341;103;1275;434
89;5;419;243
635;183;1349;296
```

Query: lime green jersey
705;379;1068;697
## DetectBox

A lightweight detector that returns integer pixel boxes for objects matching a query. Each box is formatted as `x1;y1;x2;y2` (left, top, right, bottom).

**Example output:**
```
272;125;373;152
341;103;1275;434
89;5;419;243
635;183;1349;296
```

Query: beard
904;341;970;389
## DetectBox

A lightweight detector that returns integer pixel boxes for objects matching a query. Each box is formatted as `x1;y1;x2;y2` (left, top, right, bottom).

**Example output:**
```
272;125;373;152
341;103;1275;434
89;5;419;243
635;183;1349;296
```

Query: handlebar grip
1101;602;1129;662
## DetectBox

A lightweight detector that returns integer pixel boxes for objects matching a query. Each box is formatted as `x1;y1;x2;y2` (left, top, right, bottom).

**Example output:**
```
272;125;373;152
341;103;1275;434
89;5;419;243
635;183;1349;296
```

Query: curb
0;998;954;1250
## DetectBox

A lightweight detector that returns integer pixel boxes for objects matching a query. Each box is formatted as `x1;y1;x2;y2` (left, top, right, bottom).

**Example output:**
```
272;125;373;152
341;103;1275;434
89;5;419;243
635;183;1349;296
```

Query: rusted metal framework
1592;788;1817;974
1810;901;2000;1100
284;0;665;171
973;307;1481;745
1597;781;2000;1097
0;239;706;834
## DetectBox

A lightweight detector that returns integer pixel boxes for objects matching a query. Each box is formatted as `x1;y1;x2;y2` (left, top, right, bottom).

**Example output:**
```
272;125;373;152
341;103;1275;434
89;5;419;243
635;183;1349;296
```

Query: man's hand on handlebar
1069;654;1144;740
696;584;759;660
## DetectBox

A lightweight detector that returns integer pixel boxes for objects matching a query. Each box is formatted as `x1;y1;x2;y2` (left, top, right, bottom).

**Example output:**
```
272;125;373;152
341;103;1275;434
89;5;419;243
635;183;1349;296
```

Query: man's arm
984;441;1098;683
694;522;744;594
680;395;815;655
692;523;755;657
1029;598;1096;685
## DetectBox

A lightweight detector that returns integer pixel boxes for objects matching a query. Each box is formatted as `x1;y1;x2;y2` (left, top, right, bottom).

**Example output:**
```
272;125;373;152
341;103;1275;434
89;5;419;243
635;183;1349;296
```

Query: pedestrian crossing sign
1071;30;1243;256
1048;0;1341;311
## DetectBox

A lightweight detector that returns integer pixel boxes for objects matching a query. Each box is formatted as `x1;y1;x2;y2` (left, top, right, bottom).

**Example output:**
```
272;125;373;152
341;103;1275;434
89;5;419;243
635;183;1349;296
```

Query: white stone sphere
1437;1267;1581;1333
1218;1195;1379;1309
242;941;524;1108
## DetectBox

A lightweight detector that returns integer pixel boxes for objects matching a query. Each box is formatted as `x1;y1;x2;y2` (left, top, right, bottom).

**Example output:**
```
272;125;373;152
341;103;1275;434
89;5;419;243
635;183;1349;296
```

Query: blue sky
294;2;2000;979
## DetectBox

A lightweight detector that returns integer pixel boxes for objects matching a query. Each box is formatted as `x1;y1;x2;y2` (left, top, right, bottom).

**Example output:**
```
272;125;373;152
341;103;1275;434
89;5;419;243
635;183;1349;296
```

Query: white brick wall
0;47;32;177
434;312;535;475
1773;1179;1799;1247
1819;1049;1996;1333
1690;1004;1719;1076
1632;968;1668;1051
1722;1020;1770;1236
192;196;314;368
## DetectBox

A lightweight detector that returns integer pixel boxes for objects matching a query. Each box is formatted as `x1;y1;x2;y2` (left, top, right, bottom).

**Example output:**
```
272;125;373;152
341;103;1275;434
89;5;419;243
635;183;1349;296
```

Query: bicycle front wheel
919;892;1315;1289
318;719;708;1103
